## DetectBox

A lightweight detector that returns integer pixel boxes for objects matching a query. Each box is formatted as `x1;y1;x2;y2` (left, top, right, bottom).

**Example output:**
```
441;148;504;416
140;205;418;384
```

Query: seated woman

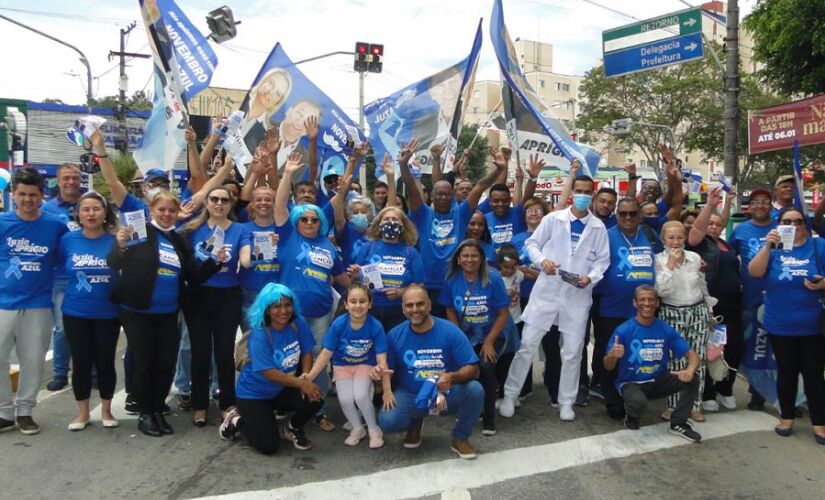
220;283;323;454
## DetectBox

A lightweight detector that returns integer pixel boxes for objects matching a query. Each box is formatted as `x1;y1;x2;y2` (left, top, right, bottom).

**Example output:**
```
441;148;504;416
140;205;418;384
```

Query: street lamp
0;14;93;113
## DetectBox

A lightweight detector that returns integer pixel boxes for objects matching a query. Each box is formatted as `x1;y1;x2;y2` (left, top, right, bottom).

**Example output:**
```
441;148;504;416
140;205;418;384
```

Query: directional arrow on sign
683;17;697;28
685;42;698;51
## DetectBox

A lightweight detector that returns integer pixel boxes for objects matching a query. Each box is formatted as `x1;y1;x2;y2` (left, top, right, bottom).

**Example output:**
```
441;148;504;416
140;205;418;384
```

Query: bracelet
528;176;538;182
96;153;109;158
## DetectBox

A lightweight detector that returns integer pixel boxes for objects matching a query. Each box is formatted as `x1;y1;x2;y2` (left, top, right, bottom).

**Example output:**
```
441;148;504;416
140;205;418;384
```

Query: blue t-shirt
486;205;526;250
354;240;423;308
276;221;345;318
143;233;182;314
58;231;118;319
602;214;617;229
239;221;280;293
119;193;150;218
570;218;586;253
609;318;691;390
511;230;536;297
730;220;775;309
42;196;81;284
337;222;368;267
410;201;473;289
187;222;246;288
386;317;479;394
0;211;69;310
599;226;656;318
322;313;387;366
479;240;498;270
438;270;511;346
235;318;316;400
762;238;825;337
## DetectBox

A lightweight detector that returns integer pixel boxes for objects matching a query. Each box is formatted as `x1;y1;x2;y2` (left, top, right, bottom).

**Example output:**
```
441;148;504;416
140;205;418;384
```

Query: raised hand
429;142;444;159
263;127;281;154
350;140;370;161
622;162;637;177
608;338;625;359
399;139;421;166
489;146;509;171
527;153;545;179
185;125;197;144
285;151;303;174
304;115;320;141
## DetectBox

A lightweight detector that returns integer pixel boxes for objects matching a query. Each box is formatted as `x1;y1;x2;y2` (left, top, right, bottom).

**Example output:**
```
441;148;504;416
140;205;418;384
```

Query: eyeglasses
208;196;231;205
617;211;639;218
780;218;805;226
300;217;320;224
749;200;772;206
324;176;339;184
525;208;545;215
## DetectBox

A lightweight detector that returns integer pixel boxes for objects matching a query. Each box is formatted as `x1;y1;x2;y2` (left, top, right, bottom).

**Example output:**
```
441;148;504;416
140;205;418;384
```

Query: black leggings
119;309;180;414
768;334;825;425
62;314;120;401
704;295;745;399
184;286;243;411
474;340;502;424
237;389;322;455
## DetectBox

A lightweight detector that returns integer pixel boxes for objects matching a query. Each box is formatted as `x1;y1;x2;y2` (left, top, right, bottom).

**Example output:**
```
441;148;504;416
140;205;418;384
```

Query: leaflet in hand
559;269;581;287
710;324;727;346
253;231;276;261
360;263;384;290
120;210;147;247
208;226;225;258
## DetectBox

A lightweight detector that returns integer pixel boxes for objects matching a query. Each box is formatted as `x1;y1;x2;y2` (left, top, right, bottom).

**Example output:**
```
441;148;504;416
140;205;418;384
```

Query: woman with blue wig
220;283;322;454
273;152;351;431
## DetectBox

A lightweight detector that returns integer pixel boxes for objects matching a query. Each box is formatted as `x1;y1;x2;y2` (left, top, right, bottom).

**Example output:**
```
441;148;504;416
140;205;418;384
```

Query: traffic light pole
723;0;740;184
109;22;149;152
358;70;366;189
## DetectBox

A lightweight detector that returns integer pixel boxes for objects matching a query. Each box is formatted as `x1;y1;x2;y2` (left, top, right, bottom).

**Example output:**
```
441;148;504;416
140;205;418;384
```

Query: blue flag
491;0;596;177
792;140;806;212
231;43;365;181
156;0;217;103
365;20;483;180
134;0;189;174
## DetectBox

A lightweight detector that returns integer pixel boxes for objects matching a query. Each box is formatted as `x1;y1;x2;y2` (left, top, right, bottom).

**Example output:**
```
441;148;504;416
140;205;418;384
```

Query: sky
0;0;758;123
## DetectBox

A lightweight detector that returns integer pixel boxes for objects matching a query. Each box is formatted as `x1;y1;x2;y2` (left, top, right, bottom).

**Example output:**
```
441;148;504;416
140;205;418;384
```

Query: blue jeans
51;283;70;378
306;311;333;417
379;380;484;440
173;312;218;396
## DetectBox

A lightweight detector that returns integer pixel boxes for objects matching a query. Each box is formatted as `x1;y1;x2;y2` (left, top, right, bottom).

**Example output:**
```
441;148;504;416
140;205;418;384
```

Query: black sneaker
46;377;68;391
16;416;40;435
482;420;496;436
178;394;192;412
747;393;765;411
289;424;313;450
669;422;702;443
574;386;589;407
160;402;172;415
624;415;640;430
588;384;604;400
0;417;16;433
124;395;139;415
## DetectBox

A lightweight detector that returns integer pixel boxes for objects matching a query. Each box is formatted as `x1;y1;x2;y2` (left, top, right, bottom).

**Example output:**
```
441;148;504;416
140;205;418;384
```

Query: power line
577;0;639;21
0;7;135;26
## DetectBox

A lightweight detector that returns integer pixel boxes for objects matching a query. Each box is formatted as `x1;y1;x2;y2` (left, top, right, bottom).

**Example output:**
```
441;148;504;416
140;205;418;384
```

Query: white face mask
150;219;175;232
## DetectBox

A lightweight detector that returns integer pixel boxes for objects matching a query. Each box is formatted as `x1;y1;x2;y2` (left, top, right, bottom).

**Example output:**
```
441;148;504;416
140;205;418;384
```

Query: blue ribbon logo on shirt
273;349;285;366
369;254;383;265
5;257;22;280
296;242;312;264
748;238;761;259
617;247;633;271
779;266;792;281
403;349;417;368
627;338;643;364
75;271;92;292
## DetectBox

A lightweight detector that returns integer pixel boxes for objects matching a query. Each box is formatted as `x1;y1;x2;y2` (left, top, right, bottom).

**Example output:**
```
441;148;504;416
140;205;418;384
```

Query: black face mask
379;221;403;240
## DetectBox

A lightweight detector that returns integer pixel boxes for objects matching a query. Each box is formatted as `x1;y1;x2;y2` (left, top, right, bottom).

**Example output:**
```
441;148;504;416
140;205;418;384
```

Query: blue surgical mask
572;193;592;211
351;213;370;231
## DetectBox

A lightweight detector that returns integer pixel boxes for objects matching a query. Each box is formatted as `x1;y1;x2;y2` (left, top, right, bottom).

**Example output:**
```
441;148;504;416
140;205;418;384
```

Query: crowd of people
1;117;824;461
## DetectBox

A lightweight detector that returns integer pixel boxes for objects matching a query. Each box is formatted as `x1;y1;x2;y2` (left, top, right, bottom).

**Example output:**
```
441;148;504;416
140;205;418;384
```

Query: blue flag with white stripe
792;140;806;212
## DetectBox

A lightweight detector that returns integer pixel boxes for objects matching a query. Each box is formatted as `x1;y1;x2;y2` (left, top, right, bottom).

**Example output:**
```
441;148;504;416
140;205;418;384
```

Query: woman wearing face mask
181;186;248;427
465;211;498;270
655;220;715;423
108;192;222;437
349;206;423;330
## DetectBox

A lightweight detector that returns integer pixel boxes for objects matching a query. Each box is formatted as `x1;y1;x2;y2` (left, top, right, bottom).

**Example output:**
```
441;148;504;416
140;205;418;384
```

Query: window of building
640;159;647;168
473;90;480;99
539;79;545;88
562;83;570;92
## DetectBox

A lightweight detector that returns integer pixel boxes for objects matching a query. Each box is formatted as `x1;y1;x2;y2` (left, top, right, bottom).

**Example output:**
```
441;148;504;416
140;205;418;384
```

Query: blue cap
322;156;345;179
144;169;169;184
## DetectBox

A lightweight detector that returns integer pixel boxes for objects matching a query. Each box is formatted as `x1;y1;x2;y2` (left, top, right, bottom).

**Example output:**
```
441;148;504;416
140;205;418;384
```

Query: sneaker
47;376;68;391
669;422;702;443
624;415;640;430
278;423;295;442
274;410;288;422
718;395;737;410
344;426;367;446
403;420;424;448
701;400;720;412
559;404;575;422
482;421;496;436
588;385;604;400
450;439;477;459
518;389;533;401
219;407;240;441
178;394;192;412
747;393;765;411
369;429;384;449
0;417;15;433
124;396;139;416
160;402;172;416
289;424;313;450
499;397;516;418
550;399;559;409
16;416;40;435
575;386;589;407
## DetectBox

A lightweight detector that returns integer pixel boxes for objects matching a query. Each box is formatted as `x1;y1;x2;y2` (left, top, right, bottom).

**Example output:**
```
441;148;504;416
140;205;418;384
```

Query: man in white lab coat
499;175;610;421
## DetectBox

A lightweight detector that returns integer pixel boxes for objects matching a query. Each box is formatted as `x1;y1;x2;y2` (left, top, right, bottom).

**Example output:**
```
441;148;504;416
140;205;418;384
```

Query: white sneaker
701;400;720;412
559;405;575;422
499;397;516;418
718;395;737;410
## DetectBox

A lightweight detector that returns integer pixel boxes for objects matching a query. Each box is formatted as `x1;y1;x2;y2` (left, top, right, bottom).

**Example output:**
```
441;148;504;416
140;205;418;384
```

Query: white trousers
0;309;53;419
503;322;585;406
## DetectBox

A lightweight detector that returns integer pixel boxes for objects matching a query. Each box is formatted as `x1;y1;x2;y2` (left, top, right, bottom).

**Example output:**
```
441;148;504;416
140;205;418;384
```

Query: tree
455;123;489;183
93;151;138;199
577;52;722;178
744;0;825;96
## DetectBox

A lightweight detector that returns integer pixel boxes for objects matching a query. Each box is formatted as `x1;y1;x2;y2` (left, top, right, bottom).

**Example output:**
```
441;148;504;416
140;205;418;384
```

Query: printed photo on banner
365;20;482;181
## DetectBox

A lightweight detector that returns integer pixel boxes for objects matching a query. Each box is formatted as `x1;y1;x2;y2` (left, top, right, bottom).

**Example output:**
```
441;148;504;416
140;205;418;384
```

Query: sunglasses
617;211;639;218
749;200;771;206
300;216;320;224
208;196;231;205
780;218;805;226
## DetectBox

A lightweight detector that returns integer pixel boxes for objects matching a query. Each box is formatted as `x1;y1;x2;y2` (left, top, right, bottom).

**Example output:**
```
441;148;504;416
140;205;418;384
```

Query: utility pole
358;70;366;188
109;22;149;152
723;0;740;183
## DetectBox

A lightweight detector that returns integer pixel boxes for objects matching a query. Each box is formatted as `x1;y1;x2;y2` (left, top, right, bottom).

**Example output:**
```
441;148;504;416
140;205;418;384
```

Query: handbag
813;238;825;338
706;316;729;382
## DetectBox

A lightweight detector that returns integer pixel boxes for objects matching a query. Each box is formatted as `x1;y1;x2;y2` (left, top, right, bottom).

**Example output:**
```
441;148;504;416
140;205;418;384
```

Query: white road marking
197;411;775;500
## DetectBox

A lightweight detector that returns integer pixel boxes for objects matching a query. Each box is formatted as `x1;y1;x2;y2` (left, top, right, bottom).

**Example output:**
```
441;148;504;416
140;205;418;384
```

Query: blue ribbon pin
75;271;92;292
778;266;792;281
627;339;643;364
617;247;633;271
5;257;22;280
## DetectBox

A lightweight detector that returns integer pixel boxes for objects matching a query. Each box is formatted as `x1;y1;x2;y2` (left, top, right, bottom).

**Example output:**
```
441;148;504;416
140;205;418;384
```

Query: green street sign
603;7;702;54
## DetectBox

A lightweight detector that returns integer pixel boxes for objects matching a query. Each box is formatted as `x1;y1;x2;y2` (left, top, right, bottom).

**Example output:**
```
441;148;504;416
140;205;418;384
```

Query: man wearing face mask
499;175;610;422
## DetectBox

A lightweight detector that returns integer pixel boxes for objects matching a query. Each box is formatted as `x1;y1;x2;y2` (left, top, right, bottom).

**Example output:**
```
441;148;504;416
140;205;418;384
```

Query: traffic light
354;42;369;72
368;44;383;73
206;6;239;43
79;153;101;174
610;118;633;135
